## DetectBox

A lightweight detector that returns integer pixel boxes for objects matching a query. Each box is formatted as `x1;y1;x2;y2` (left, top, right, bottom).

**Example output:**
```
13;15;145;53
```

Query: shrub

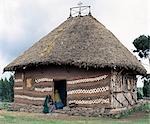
137;88;143;99
143;79;150;97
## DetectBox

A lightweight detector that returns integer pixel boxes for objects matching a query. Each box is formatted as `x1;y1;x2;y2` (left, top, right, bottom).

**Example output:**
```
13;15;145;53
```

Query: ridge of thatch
4;15;146;74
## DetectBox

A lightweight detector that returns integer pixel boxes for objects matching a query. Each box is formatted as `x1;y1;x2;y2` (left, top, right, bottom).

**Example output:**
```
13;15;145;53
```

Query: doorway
54;80;67;106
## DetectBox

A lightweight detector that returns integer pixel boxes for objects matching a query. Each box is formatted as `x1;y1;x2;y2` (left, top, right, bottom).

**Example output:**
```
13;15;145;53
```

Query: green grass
0;111;149;124
0;102;10;110
112;102;150;118
0;103;149;124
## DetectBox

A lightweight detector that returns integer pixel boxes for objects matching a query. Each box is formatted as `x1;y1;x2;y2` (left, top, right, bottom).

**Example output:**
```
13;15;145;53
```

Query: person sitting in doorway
43;95;55;113
49;98;56;112
54;89;64;109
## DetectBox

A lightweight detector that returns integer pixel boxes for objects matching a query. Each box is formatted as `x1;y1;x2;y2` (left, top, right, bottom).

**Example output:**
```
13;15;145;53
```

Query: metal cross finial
78;1;83;16
77;1;83;6
69;3;92;17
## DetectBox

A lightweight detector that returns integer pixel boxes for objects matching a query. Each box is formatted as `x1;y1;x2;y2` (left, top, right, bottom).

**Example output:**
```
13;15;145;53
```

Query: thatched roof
4;15;146;74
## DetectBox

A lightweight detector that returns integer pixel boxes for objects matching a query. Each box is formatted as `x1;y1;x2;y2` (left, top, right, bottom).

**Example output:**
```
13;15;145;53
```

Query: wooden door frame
52;79;67;106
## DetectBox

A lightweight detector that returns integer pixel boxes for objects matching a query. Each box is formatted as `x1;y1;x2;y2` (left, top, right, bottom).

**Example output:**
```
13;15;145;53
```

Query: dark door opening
54;80;67;107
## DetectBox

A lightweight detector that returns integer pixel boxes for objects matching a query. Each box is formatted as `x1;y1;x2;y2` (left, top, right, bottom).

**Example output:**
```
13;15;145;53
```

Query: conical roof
4;15;146;74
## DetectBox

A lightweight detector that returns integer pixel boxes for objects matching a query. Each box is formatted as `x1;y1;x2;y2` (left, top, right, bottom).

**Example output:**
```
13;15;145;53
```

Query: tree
133;35;150;65
1;78;7;101
8;76;14;102
0;79;3;101
133;35;150;97
0;76;14;102
143;79;150;97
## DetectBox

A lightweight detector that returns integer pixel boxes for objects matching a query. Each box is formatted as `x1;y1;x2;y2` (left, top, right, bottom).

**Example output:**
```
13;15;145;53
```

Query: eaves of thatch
4;15;146;75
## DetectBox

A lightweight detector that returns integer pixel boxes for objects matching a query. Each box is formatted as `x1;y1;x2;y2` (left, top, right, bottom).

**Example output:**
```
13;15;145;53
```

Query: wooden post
52;79;55;101
22;71;25;89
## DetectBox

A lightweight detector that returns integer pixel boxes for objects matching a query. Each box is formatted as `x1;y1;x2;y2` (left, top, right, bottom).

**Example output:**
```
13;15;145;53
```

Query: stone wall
110;69;137;108
14;73;53;106
10;103;43;113
67;74;111;107
10;99;149;117
14;65;111;108
13;65;138;114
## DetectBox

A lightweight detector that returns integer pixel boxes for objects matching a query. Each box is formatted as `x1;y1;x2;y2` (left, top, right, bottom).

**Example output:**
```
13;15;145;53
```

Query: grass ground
0;110;149;124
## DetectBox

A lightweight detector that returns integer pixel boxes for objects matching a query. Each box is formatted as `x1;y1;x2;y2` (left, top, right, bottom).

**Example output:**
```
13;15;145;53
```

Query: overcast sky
0;0;149;86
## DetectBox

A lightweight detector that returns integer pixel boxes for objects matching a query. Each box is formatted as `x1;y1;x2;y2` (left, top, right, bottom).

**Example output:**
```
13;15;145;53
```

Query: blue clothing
55;102;64;109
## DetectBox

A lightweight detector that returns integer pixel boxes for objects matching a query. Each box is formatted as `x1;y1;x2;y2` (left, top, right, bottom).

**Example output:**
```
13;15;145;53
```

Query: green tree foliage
133;35;150;59
143;79;150;97
0;75;14;102
0;79;3;101
9;76;14;102
133;35;150;98
137;90;143;99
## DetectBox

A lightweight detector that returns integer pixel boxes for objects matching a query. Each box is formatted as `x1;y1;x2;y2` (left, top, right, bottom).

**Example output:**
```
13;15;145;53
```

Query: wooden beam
122;93;132;106
112;94;124;107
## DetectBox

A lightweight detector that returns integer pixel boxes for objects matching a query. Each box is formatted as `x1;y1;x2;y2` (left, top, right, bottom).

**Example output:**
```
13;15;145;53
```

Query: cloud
0;0;25;43
0;52;12;79
93;0;148;51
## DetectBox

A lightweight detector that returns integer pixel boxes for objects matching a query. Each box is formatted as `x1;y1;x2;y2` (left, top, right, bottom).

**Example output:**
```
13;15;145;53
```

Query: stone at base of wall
10;103;43;113
54;107;106;117
8;100;149;117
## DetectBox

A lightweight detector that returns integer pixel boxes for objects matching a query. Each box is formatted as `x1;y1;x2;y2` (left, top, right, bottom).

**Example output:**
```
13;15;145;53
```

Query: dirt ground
0;109;149;121
117;111;149;123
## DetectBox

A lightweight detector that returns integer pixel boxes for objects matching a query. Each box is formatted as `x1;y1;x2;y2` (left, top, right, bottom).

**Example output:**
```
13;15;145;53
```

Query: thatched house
4;7;146;115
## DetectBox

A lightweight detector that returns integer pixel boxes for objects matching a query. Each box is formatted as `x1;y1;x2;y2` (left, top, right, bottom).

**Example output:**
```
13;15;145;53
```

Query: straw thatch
4;15;146;74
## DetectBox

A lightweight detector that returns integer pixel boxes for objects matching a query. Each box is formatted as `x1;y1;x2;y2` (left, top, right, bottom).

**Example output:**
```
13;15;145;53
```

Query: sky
0;0;149;86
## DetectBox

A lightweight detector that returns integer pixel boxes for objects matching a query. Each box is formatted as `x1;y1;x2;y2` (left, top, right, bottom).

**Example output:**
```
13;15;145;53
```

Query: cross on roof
69;3;91;17
77;1;83;6
77;1;83;16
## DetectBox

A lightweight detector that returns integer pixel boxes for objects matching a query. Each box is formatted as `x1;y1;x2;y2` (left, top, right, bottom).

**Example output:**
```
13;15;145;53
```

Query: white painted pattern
69;98;109;104
35;78;53;83
14;87;23;90
15;79;23;83
67;75;108;85
14;95;45;101
34;87;52;92
67;86;109;95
